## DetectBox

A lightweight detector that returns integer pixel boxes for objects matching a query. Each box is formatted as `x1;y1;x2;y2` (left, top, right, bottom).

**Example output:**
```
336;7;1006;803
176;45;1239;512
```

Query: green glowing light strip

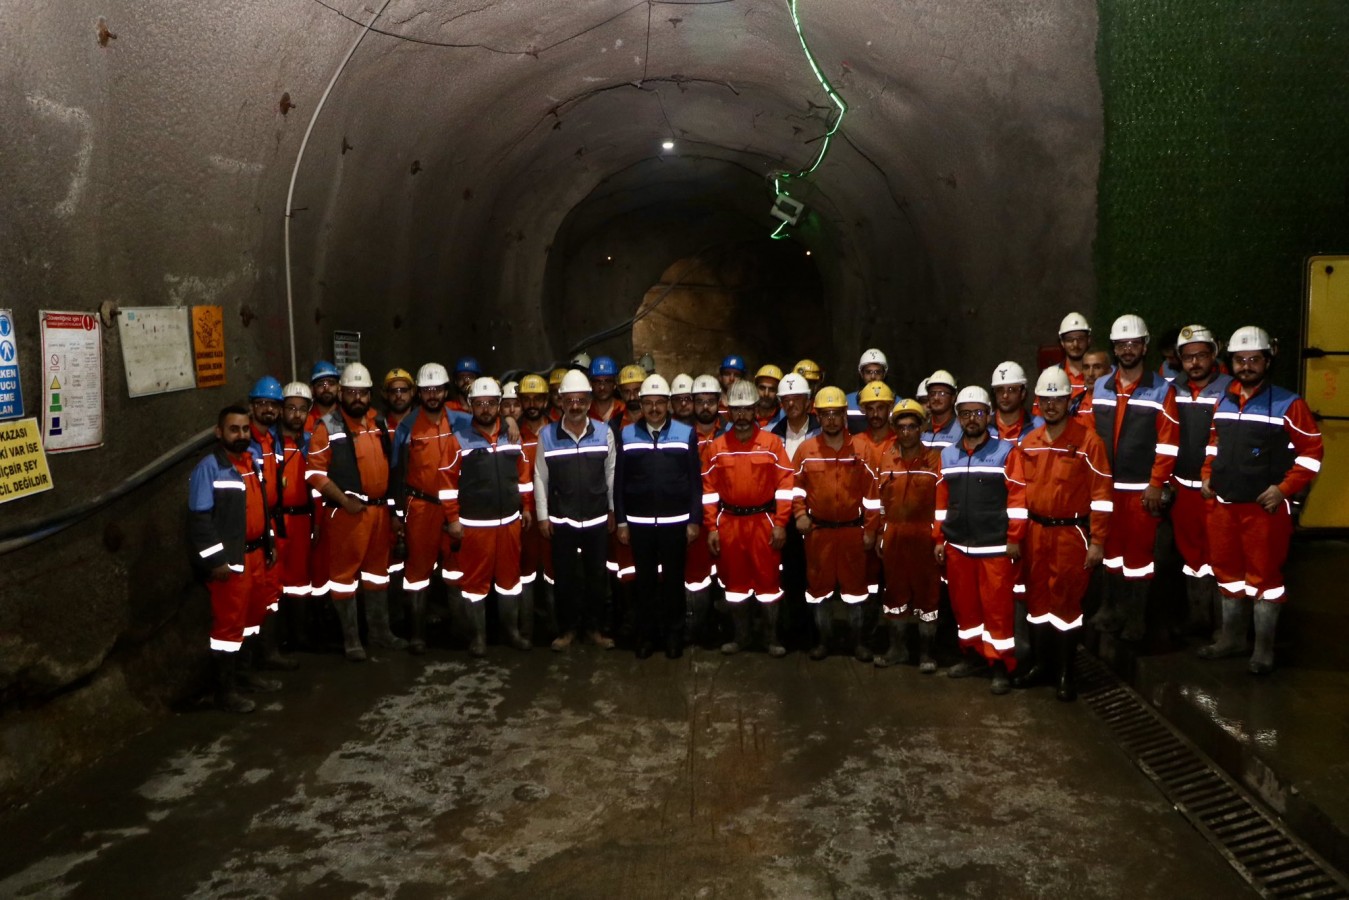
771;0;849;238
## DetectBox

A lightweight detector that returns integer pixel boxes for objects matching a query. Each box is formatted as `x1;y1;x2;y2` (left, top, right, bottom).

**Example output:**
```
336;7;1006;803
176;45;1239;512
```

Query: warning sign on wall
0;418;54;504
0;309;22;420
40;310;104;453
192;305;226;388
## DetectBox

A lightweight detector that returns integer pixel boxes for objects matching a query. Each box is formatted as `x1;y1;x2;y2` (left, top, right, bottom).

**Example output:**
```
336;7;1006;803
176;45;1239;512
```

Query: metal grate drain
1077;651;1349;899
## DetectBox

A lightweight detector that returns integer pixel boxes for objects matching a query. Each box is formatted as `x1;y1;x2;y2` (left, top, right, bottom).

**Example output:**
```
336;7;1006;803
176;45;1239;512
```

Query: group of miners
188;313;1323;714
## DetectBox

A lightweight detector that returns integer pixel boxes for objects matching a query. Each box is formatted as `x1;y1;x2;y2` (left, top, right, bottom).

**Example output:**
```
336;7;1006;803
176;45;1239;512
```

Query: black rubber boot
721;603;751;655
1184;575;1214;636
498;593;531;651
332;597;367;661
1249;600;1281;675
238;637;282;693
847;604;873;662
258;614;299;671
685;588;711;646
1119;580;1149;643
407;589;428;655
917;621;938;674
519;583;536;647
1198;595;1251;660
947;652;988;678
1090;572;1123;633
762;603;787;658
874;619;909;668
809;603;832;661
467;598;487;657
1011;623;1052;688
989;659;1012;695
213;650;255;713
1056;627;1080;701
365;590;408;651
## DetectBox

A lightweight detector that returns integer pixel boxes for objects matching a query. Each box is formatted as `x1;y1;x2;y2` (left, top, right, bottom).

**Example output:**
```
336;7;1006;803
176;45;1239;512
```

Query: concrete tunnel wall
0;0;1105;802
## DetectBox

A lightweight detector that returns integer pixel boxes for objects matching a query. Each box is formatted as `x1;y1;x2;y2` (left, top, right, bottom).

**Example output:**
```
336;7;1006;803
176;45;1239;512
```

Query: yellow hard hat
858;382;895;405
813;386;847;409
890;398;928;423
383;367;414;389
794;359;822;382
755;364;784;383
548;367;569;387
619;364;647;386
518;373;549;395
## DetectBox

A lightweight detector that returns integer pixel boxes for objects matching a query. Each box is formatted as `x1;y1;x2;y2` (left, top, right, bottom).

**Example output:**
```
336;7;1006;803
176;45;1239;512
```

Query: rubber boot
1090;572;1123;633
365;590;409;651
1119;580;1149;643
847;605;873;662
1012;623;1052;688
917;621;938;674
238;637;282;692
498;593;531;651
1249;600;1281;675
290;595;318;652
1198;595;1251;660
874;619;910;668
258;614;299;671
809;603;832;661
213;651;255;713
762;603;787;658
989;659;1012;695
947;652;987;678
407;589;428;655
685;588;711;646
1184;576;1214;636
721;602;751;655
332;597;367;661
519;583;536;647
466;597;487;657
1056;628;1079;701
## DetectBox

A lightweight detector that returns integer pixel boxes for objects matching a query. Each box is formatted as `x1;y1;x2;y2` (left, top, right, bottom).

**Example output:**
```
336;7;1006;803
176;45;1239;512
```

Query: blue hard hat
310;360;340;382
720;354;746;373
249;376;284;402
454;356;481;376
590;356;617;378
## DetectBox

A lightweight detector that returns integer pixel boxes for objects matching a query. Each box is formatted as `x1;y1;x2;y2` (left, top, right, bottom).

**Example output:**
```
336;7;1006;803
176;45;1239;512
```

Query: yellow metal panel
1299;256;1349;528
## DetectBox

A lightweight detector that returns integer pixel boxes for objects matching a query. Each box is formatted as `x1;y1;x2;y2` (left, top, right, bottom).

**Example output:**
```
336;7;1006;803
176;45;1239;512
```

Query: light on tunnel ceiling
805;250;812;256
661;140;675;151
606;255;613;261
491;345;496;351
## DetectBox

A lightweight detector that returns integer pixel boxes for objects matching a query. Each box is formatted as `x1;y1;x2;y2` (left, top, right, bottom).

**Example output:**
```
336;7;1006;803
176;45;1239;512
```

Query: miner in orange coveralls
703;380;795;656
867;399;943;673
246;376;297;673
1013;367;1113;701
683;374;730;644
791;386;876;662
305;363;407;661
275;381;318;651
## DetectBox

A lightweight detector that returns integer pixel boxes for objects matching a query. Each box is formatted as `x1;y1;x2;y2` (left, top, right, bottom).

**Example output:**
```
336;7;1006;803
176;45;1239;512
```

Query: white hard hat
691;374;721;395
282;381;312;400
570;352;592;368
990;361;1027;387
1228;325;1272;353
726;381;758;408
1109;314;1149;342
915;378;929;399
857;348;889;374
1059;312;1091;335
778;373;811;397
927;369;957;391
559;370;592;394
502;380;519;400
670;373;694;395
469;376;502;399
339;363;374;389
955;385;991;408
1034;367;1073;398
1176;324;1218;351
416;362;450;388
640;374;671;397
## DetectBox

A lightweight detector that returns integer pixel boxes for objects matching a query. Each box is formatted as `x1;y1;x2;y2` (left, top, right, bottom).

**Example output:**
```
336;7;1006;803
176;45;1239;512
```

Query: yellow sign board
192;305;226;388
1300;255;1349;529
0;417;54;504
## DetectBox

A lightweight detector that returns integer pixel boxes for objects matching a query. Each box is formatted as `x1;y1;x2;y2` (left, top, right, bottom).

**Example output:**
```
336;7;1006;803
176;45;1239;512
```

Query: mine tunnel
2;1;1349;896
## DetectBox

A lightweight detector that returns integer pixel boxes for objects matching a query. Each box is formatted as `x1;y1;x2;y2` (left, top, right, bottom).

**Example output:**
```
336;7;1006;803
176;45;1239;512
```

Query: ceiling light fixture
662;140;675;151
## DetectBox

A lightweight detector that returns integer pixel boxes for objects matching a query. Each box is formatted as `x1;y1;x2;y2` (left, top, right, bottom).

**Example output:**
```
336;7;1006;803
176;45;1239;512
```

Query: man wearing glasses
1088;315;1180;642
934;386;1027;695
683;375;730;644
920;370;962;450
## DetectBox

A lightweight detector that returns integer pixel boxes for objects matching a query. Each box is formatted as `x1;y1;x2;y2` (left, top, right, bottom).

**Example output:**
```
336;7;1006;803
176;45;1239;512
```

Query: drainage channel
1077;650;1349;899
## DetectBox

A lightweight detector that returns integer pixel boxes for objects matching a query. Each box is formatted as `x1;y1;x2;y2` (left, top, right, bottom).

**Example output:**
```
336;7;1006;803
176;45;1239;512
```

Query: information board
0;417;54;504
192;305;226;388
334;330;361;368
40;310;104;453
118;306;195;397
0;309;22;420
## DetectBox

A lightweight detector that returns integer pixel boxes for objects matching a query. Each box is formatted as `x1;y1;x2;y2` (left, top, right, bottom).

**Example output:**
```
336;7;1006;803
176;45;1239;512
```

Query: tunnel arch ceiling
290;0;1101;389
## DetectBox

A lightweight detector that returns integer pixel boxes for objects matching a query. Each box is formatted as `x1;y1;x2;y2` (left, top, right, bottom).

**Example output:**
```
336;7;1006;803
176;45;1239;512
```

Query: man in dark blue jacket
615;374;703;658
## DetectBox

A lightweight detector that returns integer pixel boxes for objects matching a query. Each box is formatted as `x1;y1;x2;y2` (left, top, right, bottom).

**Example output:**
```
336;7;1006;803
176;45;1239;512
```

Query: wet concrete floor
0;646;1254;899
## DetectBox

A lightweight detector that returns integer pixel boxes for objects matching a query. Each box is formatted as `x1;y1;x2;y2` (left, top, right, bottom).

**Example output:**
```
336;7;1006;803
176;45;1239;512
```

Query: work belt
810;515;864;529
323;495;387;509
244;537;267;553
280;504;311;516
720;501;775;516
1029;512;1089;527
405;486;440;504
